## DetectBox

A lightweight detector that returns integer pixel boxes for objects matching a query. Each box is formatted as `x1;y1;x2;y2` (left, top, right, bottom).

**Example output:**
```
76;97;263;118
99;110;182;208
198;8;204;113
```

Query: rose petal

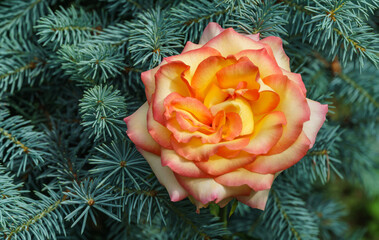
215;168;274;191
164;92;213;125
245;131;311;174
161;149;209;178
216;58;260;90
247;33;260;41
195;153;255;176
175;175;251;204
237;189;270;210
171;136;250;161
251;90;280;116
281;69;307;96
141;64;162;103
203;83;229;108
303;99;328;148
192;55;236;100
260;36;290;71
263;74;310;154
152;61;191;125
234;49;282;79
182;41;203;53
210;97;254;136
243;111;286;154
147;104;172;149
139;149;188;202
164;47;221;79
125;102;160;155
199;22;225;44
204;28;267;56
223;112;243;140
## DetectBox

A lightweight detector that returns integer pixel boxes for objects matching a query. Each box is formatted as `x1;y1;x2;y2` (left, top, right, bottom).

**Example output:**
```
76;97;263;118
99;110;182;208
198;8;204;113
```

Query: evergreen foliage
0;0;378;239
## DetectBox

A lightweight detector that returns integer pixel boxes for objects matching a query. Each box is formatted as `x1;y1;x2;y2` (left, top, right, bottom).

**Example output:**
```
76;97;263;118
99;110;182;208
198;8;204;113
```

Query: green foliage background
0;0;378;239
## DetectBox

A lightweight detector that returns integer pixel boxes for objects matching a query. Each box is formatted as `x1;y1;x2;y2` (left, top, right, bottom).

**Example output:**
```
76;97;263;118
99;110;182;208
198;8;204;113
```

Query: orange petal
192;55;236;100
237;189;270;210
243;111;286;154
171;136;250;161
234;49;281;79
204;28;267;56
139;149;188;202
260;36;290;71
203;83;229;108
245;132;311;174
166;117;223;144
223;112;243;140
263;74;310;154
161;149;210;178
216;58;260;90
152;61;191;125
164;47;221;79
164;92;213;125
251;90;280;115
175;175;251;204
210;97;254;136
303;99;328;148
215;168;274;191
282;69;307;96
125;102;160;155
174;111;213;133
195;153;255;176
147;104;172;149
182;41;202;53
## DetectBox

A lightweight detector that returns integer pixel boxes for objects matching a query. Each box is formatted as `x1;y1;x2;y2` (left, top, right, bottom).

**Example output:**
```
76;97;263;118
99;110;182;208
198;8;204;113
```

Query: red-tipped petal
161;149;210;178
282;69;307;96
195;153;255;176
175;175;251;204
139;149;188;202
263;74;310;154
147;104;172;149
234;49;282;79
210;98;254;136
125;102;160;155
247;33;260;41
237;189;270;210
216;59;260;90
215;168;274;191
182;41;202;53
251;90;280;116
243;111;286;155
164;47;221;79
260;36;290;71
303;99;328;148
199;22;225;44
192;55;236;100
164;93;213;125
204;28;267;56
245;132;311;174
141;61;167;103
152;61;191;125
171;136;250;161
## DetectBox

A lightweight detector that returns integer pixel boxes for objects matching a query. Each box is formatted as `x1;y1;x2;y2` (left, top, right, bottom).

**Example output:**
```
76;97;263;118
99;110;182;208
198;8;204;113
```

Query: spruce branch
0;0;49;38
35;6;105;50
79;85;127;141
129;7;184;68
89;139;151;192
0;108;49;176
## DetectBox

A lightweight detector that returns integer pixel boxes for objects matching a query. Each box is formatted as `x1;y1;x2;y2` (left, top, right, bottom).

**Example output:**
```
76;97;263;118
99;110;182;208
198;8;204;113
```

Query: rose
124;22;328;210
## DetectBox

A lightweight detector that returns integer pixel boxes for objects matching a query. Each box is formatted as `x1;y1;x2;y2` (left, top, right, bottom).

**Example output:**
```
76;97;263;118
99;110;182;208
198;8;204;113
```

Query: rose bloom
125;23;328;210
